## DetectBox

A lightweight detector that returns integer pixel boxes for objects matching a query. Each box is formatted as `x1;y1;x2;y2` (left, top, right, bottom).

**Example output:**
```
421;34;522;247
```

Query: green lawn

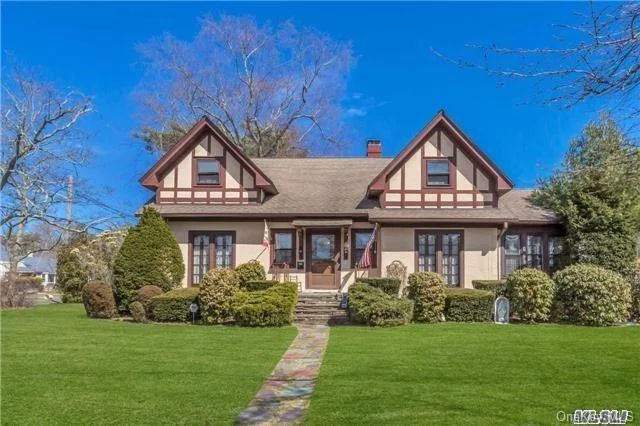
1;304;296;425
306;324;640;425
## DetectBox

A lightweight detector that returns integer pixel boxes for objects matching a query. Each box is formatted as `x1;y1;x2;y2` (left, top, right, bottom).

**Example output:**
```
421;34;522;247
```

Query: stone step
295;314;350;326
296;305;344;312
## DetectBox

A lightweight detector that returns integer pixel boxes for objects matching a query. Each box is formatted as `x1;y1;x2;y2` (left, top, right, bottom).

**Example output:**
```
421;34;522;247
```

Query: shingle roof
145;157;557;224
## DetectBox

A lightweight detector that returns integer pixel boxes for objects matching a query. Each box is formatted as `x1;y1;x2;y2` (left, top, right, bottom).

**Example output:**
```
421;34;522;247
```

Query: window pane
548;237;564;270
275;232;293;249
355;232;371;249
417;233;436;273
192;235;210;284
198;160;219;173
505;235;520;255
427;174;450;186
215;234;233;268
427;160;449;174
275;250;293;265
526;235;543;269
442;233;460;286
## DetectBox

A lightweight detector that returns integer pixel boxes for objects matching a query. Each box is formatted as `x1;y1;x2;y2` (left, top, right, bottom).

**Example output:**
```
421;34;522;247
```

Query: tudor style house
140;110;562;291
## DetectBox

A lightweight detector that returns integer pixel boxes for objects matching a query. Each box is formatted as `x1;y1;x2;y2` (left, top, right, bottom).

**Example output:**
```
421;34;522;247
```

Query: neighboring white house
0;247;57;289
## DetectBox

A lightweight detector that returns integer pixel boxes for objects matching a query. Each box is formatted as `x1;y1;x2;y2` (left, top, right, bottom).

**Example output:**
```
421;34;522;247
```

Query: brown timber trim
187;230;237;286
414;229;464;288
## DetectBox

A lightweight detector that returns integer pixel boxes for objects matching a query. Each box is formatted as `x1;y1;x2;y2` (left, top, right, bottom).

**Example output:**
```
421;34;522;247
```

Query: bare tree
134;15;354;155
433;2;640;121
1;65;116;276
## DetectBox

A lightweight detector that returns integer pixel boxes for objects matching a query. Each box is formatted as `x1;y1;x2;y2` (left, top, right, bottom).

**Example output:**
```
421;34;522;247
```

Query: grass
306;323;640;425
1;304;296;425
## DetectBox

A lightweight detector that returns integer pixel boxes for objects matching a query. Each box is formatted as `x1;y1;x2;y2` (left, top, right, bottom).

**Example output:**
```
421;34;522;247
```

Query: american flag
357;227;377;269
262;220;270;248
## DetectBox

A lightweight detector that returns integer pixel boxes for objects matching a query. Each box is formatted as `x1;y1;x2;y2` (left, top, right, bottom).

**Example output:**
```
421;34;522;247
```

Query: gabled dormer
368;111;513;209
140;117;277;205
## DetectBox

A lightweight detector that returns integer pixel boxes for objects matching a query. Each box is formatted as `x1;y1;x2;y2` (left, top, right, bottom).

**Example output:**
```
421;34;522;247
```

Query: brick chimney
366;139;382;158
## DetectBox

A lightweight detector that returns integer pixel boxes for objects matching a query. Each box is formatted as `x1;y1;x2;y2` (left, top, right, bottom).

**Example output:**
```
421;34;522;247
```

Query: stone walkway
235;325;330;425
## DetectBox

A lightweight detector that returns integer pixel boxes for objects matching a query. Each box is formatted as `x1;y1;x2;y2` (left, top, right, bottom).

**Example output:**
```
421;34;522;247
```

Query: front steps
295;292;349;325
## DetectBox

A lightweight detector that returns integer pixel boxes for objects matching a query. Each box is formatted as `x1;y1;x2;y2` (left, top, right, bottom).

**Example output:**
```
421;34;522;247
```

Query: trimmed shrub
472;280;507;297
235;260;266;286
199;268;240;324
150;288;200;322
407;272;446;323
129;301;146;323
506;268;554;322
444;288;493;322
355;277;401;296
553;264;631;326
82;281;117;319
134;285;164;315
241;280;279;292
232;283;298;327
113;207;184;309
348;283;413;327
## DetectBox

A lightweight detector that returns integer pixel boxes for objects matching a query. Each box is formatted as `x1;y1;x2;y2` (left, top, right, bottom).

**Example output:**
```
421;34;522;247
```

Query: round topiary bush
506;268;554;322
82;281;117;319
235;260;266;286
553;264;631;326
129;301;146;323
134;285;164;315
113;207;184;309
407;272;446;323
199;268;240;324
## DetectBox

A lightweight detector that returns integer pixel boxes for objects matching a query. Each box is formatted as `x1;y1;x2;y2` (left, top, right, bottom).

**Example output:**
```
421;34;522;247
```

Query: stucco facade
141;112;562;293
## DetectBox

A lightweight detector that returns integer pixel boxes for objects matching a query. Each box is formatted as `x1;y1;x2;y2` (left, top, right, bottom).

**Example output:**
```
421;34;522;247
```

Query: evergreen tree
532;116;640;275
113;207;184;308
56;236;90;303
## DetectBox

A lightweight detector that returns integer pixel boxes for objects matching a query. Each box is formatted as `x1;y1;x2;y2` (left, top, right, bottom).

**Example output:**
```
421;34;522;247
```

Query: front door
306;229;341;290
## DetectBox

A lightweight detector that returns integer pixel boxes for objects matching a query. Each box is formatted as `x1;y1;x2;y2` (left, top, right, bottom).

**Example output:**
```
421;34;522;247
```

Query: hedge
199;269;240;324
630;268;640;322
407;272;446;323
355;277;401;296
553;264;631;326
241;280;279;292
506;268;554;322
150;288;200;322
235;260;267;286
444;288;493;322
82;281;117;319
472;280;507;298
348;283;413;327
232;283;298;327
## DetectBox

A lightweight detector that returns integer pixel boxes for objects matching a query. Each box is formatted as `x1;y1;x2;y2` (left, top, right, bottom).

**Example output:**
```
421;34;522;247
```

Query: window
548;237;564;271
273;231;295;266
192;234;210;285
526;235;543;269
415;230;462;287
214;234;233;269
504;234;522;275
442;233;461;286
426;160;450;186
417;233;436;272
352;230;377;268
196;159;220;185
190;231;235;285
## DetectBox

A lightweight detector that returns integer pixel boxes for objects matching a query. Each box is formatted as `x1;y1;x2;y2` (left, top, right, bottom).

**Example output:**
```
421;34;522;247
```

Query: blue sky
2;2;602;223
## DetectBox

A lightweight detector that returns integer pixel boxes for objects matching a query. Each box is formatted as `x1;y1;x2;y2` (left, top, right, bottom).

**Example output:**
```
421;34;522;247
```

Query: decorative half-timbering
140;117;277;205
368;111;513;209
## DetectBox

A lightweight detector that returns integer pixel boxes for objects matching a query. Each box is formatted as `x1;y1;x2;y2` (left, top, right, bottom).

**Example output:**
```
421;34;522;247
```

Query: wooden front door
306;229;341;290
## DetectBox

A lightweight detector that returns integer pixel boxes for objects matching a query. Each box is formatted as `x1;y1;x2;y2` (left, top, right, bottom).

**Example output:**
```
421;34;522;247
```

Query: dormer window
426;159;450;186
196;159;220;185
